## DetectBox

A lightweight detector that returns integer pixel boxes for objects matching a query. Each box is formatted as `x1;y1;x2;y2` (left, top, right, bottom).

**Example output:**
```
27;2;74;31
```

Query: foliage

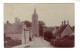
51;36;74;47
39;23;43;36
39;21;45;36
24;21;31;27
44;31;53;42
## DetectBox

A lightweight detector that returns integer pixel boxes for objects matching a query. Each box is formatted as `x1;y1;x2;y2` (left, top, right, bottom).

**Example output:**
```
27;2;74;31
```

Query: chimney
62;21;63;26
7;21;9;24
64;20;66;25
67;20;69;25
34;8;36;14
15;17;20;23
18;19;20;23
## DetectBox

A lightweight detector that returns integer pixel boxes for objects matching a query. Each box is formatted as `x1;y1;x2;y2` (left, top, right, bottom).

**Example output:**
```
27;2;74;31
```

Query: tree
24;21;31;27
39;21;45;36
44;31;53;42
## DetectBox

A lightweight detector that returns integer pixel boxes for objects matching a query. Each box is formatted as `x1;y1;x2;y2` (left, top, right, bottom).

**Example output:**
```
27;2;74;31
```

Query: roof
4;23;23;34
57;25;67;35
56;25;73;35
44;27;54;32
71;26;75;32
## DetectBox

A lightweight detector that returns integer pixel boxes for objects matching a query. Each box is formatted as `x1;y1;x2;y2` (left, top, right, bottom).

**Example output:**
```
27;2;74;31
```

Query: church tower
31;8;39;37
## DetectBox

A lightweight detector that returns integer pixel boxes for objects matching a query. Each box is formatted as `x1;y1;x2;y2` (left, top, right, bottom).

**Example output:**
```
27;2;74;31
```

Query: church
31;8;39;37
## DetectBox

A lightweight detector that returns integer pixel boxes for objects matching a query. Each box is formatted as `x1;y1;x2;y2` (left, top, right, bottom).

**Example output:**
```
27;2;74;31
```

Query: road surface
13;37;54;48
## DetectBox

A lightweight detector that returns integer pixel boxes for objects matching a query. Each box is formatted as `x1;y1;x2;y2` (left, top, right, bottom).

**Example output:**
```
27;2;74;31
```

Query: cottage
56;20;74;39
4;18;30;44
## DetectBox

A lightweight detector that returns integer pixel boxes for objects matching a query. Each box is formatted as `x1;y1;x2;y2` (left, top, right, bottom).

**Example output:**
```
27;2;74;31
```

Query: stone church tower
31;8;39;37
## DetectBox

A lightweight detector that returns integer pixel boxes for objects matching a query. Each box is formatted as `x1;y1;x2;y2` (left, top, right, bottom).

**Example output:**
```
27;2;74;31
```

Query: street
13;37;54;48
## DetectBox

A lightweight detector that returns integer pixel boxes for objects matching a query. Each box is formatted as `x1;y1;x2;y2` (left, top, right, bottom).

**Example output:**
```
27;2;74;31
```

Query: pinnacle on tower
67;20;69;25
34;8;36;13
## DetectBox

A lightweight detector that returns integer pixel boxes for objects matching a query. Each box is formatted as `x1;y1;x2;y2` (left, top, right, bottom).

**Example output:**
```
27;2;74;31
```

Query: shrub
53;39;74;47
44;31;53;42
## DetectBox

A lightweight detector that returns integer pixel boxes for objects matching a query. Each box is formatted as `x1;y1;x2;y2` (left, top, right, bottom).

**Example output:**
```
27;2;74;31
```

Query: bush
44;31;53;42
51;36;74;47
52;39;74;47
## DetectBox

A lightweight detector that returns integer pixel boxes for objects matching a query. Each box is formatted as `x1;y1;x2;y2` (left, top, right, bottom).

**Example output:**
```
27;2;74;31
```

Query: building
4;18;30;44
56;20;74;39
31;8;39;37
52;26;59;36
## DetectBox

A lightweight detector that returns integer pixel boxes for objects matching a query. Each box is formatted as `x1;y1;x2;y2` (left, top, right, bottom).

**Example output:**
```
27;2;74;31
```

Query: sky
4;3;74;27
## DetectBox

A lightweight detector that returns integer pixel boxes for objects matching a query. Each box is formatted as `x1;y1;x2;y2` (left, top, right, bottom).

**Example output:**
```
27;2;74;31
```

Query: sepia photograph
4;3;74;48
